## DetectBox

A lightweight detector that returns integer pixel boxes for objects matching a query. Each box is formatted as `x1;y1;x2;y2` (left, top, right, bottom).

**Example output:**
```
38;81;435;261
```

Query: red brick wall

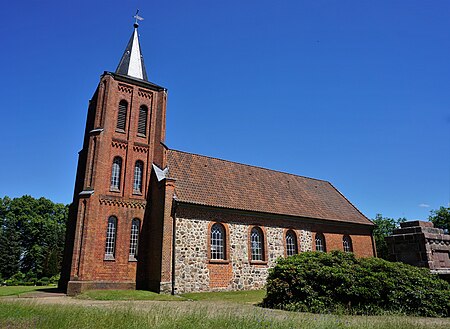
208;263;232;288
61;73;168;292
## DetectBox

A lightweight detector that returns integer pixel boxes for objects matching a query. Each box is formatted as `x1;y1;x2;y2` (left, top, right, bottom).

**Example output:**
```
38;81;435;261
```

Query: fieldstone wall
174;218;209;292
174;213;314;293
173;206;374;293
300;229;313;252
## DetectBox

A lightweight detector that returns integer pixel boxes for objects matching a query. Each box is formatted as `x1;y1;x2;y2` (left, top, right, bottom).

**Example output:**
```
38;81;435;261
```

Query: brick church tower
59;21;175;294
60;16;376;296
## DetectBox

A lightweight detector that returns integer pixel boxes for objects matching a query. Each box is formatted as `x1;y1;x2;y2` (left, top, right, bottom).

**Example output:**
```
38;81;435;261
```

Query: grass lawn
182;289;265;304
0;285;55;297
1;287;449;328
76;288;265;303
1;299;449;329
77;289;184;301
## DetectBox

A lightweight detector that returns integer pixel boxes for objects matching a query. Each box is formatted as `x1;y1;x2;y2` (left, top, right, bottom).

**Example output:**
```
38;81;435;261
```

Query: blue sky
0;1;449;220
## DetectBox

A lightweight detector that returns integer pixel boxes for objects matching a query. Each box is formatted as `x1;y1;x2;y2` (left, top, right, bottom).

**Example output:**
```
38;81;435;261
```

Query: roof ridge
168;148;330;183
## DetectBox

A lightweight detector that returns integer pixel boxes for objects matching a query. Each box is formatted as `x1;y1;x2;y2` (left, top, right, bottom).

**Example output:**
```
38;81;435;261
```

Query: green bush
49;273;60;285
37;277;49;286
262;251;450;317
4;272;26;286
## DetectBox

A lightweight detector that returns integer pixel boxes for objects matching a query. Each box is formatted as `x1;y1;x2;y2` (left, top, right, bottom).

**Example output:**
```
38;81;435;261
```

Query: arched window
250;227;264;261
133;161;143;193
315;233;326;252
116;100;128;131
129;218;140;260
285;230;298;256
137;105;148;136
343;235;353;253
210;223;225;260
105;216;117;259
110;157;122;190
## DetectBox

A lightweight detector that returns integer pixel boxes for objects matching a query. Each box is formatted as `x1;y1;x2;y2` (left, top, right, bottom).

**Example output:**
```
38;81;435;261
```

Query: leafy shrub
262;251;450;317
5;272;26;286
48;273;60;285
37;277;49;286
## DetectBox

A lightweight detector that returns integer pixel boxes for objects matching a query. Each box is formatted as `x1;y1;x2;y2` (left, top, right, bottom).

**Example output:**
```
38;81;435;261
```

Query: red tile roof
167;149;373;226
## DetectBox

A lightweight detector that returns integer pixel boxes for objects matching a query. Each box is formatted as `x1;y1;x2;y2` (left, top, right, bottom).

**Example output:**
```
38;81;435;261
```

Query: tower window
105;216;117;260
138;105;148;136
210;223;226;260
285;230;298;256
133;161;143;193
343;235;353;252
129;218;140;261
110;157;122;190
315;233;326;252
116;100;128;131
250;227;265;261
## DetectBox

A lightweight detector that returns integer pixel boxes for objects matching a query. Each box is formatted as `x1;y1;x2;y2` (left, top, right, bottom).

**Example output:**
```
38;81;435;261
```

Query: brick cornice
118;83;133;94
99;196;146;209
112;140;128;150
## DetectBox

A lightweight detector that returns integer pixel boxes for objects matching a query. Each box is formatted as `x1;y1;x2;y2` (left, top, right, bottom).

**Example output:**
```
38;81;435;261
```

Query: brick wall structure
386;221;450;276
59;72;168;295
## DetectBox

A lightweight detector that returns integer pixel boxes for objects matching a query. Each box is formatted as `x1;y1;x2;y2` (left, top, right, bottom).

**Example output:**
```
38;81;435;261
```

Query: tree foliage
262;251;450;317
429;206;450;233
0;195;68;282
372;214;405;259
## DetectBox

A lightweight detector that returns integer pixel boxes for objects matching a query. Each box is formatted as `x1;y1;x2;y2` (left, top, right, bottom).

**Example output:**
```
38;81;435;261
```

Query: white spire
115;17;148;81
127;28;144;79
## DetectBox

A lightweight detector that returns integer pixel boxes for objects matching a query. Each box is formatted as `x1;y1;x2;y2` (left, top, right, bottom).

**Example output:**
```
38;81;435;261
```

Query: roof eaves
327;182;373;225
174;199;374;226
104;71;166;91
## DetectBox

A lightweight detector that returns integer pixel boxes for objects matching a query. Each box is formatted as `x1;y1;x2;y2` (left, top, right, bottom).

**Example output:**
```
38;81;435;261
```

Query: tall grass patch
1;300;449;329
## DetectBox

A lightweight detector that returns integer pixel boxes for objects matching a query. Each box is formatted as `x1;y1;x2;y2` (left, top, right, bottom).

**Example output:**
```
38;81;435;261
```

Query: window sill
110;188;120;193
250;260;268;266
132;191;143;196
104;255;115;261
129;256;138;262
208;259;230;264
115;129;126;134
137;133;146;138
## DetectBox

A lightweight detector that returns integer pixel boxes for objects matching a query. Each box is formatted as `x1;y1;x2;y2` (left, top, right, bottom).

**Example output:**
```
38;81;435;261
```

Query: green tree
429;206;450;233
0;195;68;281
0;223;21;279
0;197;21;279
372;214;405;260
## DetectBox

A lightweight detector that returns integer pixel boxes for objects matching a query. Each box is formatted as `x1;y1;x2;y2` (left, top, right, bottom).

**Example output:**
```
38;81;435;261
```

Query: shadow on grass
35;287;65;294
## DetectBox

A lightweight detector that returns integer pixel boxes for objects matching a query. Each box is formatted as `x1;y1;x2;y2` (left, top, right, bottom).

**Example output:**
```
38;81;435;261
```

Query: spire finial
133;9;144;28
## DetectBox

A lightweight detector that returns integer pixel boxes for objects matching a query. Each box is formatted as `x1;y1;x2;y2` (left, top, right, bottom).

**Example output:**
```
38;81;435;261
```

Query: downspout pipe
171;200;177;295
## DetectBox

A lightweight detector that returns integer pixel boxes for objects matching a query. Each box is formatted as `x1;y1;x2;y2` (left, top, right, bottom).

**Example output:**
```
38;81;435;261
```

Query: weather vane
133;9;144;27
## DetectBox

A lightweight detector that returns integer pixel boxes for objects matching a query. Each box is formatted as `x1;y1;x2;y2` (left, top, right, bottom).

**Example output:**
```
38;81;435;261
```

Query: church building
60;21;376;295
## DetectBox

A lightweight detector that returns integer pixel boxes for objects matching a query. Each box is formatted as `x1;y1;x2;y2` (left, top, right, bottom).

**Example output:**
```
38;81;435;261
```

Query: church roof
115;23;148;81
166;149;373;226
